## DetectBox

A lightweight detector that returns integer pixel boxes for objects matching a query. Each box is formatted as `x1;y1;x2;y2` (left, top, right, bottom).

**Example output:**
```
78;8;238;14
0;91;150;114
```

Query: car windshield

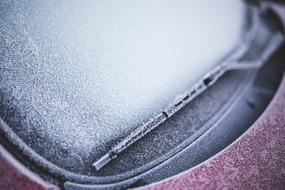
0;0;244;157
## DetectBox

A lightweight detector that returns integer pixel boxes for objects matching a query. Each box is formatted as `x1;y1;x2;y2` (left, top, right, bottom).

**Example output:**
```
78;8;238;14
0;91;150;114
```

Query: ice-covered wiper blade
93;9;284;171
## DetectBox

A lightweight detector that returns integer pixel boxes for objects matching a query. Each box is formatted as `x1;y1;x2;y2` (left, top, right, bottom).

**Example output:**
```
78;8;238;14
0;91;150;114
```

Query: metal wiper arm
92;9;284;171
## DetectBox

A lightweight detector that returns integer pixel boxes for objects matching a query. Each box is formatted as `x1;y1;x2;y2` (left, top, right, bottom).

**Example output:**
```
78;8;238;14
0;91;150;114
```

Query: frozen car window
0;0;244;160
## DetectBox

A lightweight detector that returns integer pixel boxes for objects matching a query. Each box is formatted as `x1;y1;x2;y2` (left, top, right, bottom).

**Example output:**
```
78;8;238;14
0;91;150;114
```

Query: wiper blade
93;9;284;171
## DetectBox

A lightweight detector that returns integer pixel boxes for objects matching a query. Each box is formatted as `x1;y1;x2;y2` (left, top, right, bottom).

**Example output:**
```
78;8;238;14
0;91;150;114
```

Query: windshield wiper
92;8;284;171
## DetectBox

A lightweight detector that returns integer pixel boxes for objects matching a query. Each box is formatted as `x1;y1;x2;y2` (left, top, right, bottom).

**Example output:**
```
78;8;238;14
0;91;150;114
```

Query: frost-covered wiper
93;8;284;171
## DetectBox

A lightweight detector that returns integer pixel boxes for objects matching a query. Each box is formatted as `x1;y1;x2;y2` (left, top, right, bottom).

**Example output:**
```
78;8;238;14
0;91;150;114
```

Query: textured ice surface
0;0;244;169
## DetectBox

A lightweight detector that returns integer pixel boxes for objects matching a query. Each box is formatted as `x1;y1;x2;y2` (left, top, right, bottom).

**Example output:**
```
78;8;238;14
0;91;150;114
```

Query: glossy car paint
0;144;58;190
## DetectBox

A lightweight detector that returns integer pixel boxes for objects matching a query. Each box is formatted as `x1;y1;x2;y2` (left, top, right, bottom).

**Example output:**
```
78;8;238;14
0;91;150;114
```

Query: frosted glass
0;0;245;154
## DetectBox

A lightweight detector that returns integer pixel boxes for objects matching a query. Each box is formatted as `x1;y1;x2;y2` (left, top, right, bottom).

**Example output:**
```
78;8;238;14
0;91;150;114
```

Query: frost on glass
0;0;244;158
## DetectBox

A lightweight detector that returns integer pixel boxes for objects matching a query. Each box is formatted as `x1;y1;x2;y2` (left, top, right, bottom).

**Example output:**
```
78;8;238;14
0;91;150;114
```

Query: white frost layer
4;0;245;153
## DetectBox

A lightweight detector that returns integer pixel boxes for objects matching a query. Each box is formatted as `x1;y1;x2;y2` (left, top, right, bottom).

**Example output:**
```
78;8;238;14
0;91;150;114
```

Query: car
0;0;284;190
